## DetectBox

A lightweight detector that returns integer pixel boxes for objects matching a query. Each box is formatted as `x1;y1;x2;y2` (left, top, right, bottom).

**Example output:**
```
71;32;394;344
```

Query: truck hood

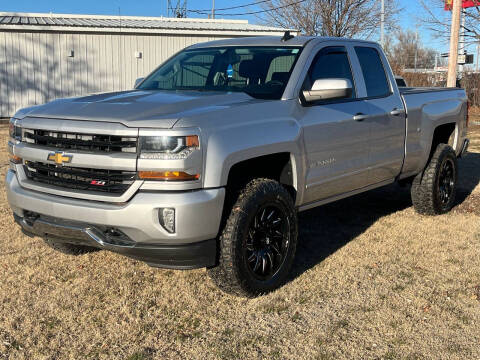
15;90;256;128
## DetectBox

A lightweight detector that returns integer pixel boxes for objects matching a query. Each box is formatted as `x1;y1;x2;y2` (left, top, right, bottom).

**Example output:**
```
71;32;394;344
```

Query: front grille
23;129;137;153
24;161;136;194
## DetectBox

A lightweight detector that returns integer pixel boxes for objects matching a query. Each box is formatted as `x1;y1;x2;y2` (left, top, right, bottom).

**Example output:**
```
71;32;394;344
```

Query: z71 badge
90;180;106;186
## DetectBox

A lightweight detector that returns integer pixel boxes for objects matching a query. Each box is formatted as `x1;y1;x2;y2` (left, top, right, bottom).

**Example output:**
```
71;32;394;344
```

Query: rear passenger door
354;46;406;183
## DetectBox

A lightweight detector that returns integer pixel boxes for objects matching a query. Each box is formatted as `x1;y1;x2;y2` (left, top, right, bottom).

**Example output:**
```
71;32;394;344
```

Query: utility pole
380;0;385;48
212;0;215;19
447;0;462;87
167;0;187;18
459;9;465;74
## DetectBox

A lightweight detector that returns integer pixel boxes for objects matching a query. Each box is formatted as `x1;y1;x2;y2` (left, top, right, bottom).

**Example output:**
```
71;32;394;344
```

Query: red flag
445;0;480;10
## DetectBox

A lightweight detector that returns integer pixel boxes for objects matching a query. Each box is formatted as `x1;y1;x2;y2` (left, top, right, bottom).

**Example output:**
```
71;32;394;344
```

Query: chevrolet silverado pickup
6;35;469;296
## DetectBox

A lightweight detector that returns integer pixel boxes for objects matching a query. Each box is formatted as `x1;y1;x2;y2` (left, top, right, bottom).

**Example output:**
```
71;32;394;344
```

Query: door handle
390;108;403;116
353;113;369;121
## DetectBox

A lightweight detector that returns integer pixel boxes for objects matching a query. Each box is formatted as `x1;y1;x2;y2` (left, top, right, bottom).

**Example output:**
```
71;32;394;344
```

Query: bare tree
383;29;439;71
421;0;480;45
258;0;400;38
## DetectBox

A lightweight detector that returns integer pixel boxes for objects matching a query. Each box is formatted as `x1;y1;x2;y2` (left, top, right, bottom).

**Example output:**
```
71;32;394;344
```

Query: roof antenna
281;31;294;42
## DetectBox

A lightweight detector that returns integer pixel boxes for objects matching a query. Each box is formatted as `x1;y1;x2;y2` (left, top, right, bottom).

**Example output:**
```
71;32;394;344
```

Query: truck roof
188;35;379;49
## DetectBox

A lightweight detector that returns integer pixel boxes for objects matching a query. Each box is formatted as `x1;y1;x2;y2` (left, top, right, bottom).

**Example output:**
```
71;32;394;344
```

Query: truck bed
399;87;460;95
399;86;468;178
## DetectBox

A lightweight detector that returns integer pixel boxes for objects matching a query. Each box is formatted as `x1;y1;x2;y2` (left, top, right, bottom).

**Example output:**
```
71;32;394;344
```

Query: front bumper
15;213;216;269
6;170;225;268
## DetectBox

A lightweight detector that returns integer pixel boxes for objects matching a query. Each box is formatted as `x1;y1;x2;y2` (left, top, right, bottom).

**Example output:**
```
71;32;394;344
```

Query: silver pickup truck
6;35;469;296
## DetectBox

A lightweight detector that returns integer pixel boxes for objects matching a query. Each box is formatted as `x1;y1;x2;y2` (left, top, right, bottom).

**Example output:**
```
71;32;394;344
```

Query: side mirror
302;78;353;103
134;77;145;88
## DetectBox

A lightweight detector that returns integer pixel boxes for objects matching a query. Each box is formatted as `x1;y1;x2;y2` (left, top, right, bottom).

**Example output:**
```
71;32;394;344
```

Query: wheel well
430;123;456;159
226;153;295;201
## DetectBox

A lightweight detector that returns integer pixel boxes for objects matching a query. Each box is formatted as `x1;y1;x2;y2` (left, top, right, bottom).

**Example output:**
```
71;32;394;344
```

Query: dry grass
1;124;480;360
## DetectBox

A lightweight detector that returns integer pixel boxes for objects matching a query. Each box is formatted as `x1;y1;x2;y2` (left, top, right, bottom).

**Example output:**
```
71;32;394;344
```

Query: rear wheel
208;178;298;297
411;144;458;215
43;238;98;255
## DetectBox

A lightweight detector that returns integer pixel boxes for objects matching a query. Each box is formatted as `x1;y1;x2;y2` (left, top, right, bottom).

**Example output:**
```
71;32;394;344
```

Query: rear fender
402;94;467;177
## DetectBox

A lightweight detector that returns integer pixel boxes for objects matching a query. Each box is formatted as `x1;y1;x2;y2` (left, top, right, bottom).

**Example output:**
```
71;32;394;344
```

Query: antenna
167;0;187;18
281;31;295;42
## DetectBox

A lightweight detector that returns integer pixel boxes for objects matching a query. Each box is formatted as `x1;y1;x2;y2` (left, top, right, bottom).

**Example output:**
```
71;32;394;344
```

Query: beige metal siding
0;31;233;117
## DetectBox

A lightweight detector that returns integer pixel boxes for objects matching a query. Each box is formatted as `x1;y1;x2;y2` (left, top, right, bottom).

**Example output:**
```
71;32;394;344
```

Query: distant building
0;12;296;117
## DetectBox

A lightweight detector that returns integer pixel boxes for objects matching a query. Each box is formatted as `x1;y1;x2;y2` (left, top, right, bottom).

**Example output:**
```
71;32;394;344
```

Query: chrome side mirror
134;77;145;88
303;78;353;102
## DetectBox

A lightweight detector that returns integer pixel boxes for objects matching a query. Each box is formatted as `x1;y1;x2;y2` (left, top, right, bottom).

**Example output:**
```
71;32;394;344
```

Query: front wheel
411;144;458;215
208;178;298;297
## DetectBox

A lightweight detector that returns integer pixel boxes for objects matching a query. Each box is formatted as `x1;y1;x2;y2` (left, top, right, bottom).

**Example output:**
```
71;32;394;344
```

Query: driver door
300;45;372;204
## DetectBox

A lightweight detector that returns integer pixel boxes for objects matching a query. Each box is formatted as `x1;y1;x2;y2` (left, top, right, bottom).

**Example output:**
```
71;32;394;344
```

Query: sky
0;0;471;54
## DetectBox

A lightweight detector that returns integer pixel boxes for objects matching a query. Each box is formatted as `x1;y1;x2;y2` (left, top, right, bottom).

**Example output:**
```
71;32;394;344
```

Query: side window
354;47;391;97
305;46;356;99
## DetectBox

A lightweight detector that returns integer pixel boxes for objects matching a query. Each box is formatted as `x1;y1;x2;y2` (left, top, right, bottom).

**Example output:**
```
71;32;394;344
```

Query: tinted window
305;46;355;99
395;77;407;87
139;47;302;100
355;47;390;97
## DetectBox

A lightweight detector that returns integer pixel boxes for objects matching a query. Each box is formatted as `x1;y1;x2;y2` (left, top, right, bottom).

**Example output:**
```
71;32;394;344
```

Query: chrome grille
23;129;137;153
24;161;136;194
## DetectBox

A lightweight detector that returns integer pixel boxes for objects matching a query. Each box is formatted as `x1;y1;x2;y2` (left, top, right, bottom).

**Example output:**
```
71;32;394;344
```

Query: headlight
139;135;199;160
9;118;21;141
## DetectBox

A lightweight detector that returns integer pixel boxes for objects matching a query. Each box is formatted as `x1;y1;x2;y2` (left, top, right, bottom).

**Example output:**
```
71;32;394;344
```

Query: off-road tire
43;238;98;255
208;178;298;297
411;144;458;215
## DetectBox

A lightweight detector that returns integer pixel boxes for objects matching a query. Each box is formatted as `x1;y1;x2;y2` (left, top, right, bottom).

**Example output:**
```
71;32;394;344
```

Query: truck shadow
290;151;480;279
456;152;480;205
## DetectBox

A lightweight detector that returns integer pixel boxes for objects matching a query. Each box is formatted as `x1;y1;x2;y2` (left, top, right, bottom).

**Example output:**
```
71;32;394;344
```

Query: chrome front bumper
6;169;225;245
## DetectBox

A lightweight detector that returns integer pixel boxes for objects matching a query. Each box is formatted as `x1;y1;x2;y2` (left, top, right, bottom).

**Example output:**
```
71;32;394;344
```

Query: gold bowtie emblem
47;151;72;165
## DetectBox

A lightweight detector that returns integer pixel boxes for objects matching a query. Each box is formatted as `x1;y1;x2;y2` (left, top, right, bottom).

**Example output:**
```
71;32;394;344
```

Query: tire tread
411;143;457;215
208;178;297;297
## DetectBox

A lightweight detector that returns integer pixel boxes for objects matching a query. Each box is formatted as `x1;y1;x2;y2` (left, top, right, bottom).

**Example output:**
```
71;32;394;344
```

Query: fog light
159;208;175;233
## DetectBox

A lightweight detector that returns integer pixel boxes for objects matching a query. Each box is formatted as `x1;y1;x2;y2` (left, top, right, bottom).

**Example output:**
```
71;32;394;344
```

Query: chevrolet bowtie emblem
47;151;72;165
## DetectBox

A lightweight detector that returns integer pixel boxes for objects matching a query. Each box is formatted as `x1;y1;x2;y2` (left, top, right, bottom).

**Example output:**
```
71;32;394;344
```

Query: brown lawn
0;124;479;360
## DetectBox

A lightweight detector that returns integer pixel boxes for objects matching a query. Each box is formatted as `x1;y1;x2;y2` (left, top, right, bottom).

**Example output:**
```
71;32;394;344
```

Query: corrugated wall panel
0;31;240;117
0;32;6;117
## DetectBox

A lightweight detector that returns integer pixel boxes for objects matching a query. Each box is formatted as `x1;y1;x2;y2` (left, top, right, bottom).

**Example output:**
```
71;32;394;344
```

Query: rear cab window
354;46;391;98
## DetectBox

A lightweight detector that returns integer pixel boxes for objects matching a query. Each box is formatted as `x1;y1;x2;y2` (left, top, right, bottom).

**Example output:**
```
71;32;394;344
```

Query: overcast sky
0;0;472;54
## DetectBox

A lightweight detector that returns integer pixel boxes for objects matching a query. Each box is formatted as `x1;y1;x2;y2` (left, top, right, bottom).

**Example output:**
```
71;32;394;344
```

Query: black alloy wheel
244;204;291;280
437;158;455;208
207;178;298;297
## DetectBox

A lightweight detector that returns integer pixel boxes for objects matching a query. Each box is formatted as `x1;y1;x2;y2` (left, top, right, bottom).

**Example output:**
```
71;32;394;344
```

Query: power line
188;0;307;16
187;0;273;12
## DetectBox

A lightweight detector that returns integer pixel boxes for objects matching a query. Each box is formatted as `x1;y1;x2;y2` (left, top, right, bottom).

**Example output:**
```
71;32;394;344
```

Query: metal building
0;12;294;117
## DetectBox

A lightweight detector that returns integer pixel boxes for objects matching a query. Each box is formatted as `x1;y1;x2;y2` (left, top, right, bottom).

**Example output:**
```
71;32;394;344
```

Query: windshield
138;46;302;100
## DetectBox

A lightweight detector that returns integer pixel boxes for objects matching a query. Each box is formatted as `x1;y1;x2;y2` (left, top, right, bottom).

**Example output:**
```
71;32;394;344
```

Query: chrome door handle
353;113;368;121
390;108;403;116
